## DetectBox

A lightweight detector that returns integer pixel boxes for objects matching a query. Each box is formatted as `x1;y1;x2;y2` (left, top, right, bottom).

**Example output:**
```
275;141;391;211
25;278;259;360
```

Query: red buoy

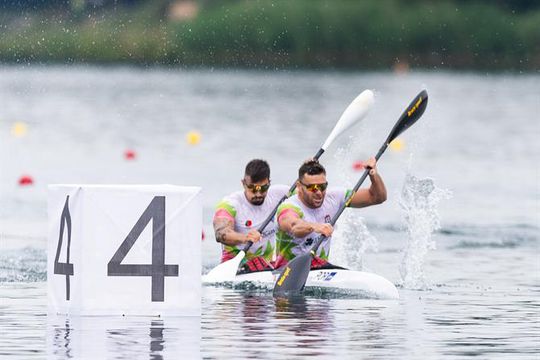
124;149;137;160
352;160;365;172
18;175;34;186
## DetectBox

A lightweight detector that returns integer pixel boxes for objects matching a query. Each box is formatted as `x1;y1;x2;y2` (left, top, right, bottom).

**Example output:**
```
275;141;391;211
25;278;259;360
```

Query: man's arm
213;216;261;246
348;157;387;208
278;212;333;238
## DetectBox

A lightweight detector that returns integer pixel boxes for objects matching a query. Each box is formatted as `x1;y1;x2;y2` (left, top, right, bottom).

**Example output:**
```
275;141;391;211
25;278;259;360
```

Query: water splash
331;211;378;270
398;173;452;290
330;141;378;270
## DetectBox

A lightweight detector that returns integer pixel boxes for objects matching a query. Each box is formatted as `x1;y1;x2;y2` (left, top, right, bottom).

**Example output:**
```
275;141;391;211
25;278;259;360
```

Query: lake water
0;66;539;359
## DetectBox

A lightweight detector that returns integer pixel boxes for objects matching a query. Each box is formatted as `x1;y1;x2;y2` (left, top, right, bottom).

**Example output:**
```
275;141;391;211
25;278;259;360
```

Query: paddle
273;89;429;296
203;89;375;283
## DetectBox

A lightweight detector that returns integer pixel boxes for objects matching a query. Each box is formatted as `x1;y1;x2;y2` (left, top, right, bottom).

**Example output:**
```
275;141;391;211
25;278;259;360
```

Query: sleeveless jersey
275;188;351;267
214;184;289;263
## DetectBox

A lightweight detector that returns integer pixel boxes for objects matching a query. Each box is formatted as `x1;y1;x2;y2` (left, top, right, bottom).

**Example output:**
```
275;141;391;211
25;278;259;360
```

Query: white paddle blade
321;89;375;151
203;251;245;283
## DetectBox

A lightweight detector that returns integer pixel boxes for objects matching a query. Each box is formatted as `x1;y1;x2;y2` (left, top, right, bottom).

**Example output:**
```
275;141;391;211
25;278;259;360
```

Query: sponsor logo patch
316;271;337;281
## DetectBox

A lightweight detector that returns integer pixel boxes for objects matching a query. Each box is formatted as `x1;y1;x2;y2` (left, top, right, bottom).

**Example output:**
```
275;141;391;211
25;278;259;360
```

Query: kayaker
213;159;289;273
274;158;386;269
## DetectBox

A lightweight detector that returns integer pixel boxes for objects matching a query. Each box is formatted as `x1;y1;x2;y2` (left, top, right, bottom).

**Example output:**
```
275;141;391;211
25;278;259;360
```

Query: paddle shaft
242;148;325;252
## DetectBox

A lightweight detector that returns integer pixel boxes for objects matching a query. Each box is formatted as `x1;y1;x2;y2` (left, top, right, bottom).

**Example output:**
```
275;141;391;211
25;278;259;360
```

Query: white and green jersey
275;188;351;267
214;184;289;263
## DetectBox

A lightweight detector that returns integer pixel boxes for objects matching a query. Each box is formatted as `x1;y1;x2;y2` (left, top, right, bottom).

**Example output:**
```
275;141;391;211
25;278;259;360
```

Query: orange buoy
18;175;34;186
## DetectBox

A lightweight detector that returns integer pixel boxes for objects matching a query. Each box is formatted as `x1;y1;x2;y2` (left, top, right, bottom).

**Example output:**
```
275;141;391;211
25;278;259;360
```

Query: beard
302;192;324;209
250;196;265;206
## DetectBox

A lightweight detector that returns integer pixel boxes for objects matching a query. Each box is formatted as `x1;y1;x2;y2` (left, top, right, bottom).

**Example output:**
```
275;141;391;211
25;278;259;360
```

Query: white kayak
203;267;399;300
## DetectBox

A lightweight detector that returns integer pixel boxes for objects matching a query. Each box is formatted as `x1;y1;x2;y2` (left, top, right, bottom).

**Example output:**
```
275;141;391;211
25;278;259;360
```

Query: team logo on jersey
245;220;252;227
324;215;331;223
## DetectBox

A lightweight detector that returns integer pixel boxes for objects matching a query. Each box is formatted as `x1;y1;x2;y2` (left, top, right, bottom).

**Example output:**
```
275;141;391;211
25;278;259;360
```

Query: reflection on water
149;320;165;360
202;287;407;359
50;318;73;359
46;313;200;359
1;281;539;359
273;295;333;357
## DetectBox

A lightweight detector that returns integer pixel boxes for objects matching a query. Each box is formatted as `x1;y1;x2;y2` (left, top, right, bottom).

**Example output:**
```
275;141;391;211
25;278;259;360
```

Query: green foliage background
0;0;538;70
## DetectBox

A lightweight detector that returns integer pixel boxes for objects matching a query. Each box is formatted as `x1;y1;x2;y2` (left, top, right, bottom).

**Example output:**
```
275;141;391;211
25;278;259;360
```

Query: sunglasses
300;181;328;193
243;181;271;193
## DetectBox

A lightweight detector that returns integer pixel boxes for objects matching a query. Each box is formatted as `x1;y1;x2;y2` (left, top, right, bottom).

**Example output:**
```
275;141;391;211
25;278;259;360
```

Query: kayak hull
203;268;399;299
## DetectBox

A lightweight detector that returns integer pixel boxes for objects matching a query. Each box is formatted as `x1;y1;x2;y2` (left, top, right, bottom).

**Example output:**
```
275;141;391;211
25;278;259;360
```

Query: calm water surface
0;66;538;359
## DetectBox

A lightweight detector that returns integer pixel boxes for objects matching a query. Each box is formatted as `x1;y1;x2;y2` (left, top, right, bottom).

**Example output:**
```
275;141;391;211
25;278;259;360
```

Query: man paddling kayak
213;159;288;273
274;159;386;269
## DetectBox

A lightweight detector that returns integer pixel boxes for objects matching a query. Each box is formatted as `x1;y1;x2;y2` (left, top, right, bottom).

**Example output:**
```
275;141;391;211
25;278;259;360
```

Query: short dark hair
245;159;270;182
298;159;326;179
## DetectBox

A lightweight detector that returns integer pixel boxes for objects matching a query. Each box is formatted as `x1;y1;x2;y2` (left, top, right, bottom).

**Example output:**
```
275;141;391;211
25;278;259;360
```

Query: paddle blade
387;89;428;144
273;252;312;297
321;89;375;150
203;251;245;283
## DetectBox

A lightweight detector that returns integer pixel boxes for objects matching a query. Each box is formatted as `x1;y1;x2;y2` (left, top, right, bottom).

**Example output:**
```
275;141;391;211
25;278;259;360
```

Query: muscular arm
213;217;260;246
348;159;387;208
279;214;333;238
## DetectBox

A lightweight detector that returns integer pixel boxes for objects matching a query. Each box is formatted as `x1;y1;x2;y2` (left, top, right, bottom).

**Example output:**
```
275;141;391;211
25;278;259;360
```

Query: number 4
54;195;74;301
107;196;179;302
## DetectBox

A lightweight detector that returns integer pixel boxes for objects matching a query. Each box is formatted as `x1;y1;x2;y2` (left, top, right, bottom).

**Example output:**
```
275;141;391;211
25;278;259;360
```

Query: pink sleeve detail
214;209;234;222
277;208;300;223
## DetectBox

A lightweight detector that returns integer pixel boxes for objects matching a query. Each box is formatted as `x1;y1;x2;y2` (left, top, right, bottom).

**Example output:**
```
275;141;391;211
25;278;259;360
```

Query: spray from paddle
331;212;378;270
331;145;379;270
398;168;452;290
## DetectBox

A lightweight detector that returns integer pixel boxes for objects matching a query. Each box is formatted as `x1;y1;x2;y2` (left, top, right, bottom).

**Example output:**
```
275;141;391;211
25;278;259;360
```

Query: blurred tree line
0;0;141;9
0;0;538;70
1;0;538;12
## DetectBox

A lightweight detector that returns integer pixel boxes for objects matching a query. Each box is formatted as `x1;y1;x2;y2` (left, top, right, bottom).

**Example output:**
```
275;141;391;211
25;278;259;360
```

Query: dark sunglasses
243;181;271;193
300;181;328;193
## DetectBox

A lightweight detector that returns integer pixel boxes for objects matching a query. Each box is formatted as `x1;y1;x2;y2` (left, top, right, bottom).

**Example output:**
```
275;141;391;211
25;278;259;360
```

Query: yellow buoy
389;138;404;151
186;130;201;145
11;122;28;137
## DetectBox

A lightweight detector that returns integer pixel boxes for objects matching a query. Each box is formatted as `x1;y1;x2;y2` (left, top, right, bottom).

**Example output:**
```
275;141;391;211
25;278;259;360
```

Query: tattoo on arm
213;218;233;243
